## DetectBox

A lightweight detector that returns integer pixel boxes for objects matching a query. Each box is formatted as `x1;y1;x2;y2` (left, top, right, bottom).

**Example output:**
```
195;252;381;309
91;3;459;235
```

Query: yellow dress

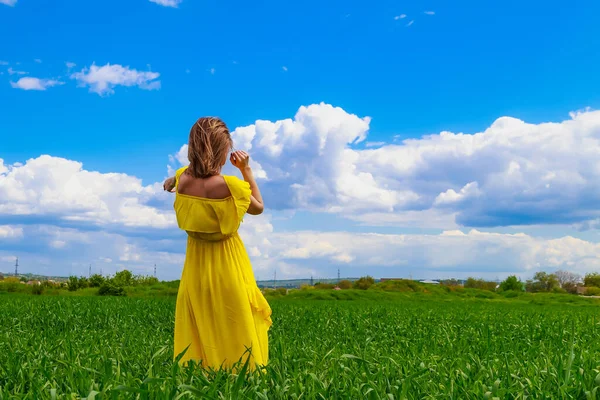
172;166;272;370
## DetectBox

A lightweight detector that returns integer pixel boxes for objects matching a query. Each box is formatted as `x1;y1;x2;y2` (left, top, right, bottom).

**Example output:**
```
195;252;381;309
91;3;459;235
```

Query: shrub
584;287;600;296
464;278;497;291
113;270;133;287
500;276;524;292
338;280;352;289
98;282;126;296
584;273;600;288
31;284;44;295
89;274;105;288
353;276;375;290
502;290;519;298
67;276;79;292
315;282;335;289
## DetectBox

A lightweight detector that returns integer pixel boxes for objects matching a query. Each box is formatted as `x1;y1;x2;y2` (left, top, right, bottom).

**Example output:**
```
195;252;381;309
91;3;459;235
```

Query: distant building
419;280;440;285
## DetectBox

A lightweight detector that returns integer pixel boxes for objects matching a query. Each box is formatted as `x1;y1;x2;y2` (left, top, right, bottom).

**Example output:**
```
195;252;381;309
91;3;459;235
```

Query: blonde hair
187;117;233;178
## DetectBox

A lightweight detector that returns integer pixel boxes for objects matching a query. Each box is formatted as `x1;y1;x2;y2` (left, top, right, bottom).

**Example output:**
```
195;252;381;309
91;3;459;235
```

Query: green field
1;293;600;399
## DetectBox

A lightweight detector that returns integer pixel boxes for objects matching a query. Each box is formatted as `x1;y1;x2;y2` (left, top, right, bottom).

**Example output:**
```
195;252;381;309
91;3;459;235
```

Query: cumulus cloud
71;63;161;96
0;156;174;228
169;103;600;230
5;103;600;280
10;77;64;91
149;0;182;7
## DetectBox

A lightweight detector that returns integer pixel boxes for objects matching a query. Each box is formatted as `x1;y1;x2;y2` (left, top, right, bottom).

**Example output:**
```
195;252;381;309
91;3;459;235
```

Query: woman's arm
230;150;264;215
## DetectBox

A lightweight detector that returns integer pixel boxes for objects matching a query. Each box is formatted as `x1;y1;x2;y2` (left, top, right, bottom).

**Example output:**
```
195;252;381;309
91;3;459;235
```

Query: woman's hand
230;150;251;170
163;176;176;192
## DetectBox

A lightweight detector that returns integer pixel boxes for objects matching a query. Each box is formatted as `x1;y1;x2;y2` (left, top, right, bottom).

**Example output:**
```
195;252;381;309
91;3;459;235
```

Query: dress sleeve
225;175;252;222
174;166;189;192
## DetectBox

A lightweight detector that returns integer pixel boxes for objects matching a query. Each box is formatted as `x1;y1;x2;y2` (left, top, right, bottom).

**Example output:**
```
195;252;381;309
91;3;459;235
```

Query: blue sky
2;0;600;281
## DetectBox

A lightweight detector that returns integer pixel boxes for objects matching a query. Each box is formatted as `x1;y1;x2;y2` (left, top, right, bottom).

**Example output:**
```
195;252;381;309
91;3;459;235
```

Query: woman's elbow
248;204;264;215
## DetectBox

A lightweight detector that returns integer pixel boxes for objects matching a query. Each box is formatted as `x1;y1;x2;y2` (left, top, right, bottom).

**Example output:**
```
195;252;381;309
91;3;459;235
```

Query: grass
1;294;600;398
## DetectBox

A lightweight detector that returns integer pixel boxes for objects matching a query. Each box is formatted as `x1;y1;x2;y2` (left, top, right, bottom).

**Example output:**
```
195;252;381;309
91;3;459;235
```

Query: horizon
2;0;600;281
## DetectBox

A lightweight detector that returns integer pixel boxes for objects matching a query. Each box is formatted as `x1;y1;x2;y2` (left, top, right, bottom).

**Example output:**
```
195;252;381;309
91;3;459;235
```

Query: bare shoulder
178;173;232;199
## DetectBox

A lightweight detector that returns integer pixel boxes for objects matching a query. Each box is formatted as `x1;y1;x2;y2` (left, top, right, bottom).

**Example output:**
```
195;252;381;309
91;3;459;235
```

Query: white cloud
8;67;27;75
149;0;182;7
0;0;17;6
71;63;161;96
5;103;600;280
394;14;407;20
66;62;76;69
0;225;23;239
10;77;64;91
210;68;215;75
406;20;414;27
282;66;288;72
34;59;42;63
238;217;600;278
424;11;435;15
0;155;174;228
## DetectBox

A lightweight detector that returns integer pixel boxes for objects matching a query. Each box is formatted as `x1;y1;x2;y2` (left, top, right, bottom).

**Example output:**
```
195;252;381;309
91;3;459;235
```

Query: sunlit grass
1;295;600;398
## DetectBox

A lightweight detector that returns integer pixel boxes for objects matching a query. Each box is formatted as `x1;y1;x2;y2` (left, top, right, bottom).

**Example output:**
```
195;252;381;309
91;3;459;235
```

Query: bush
315;282;335;289
584;273;600;288
353;276;375;290
464;278;497;291
89;274;105;288
500;275;524;292
31;284;44;295
98;282;126;296
502;290;519;298
67;276;79;291
1;277;20;293
584;287;600;296
337;280;352;289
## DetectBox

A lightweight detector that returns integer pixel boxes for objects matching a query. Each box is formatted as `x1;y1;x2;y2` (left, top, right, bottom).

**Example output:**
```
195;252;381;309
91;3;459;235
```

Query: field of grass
1;293;600;398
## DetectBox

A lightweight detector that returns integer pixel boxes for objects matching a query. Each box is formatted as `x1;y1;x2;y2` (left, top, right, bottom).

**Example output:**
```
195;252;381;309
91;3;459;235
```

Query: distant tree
338;280;352;289
0;273;4;280
20;276;27;283
67;276;79;291
89;274;105;288
500;275;524;292
112;270;133;287
78;277;90;289
353;276;375;290
584;273;600;288
555;270;581;288
526;272;560;292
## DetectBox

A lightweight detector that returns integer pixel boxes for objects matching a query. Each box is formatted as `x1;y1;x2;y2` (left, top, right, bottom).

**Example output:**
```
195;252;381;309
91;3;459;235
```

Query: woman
163;117;272;370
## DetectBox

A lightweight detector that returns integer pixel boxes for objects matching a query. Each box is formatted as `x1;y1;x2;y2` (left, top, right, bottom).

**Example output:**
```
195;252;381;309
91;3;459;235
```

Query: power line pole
15;257;18;276
337;268;340;283
89;264;91;278
154;264;157;278
273;270;276;289
310;275;313;286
